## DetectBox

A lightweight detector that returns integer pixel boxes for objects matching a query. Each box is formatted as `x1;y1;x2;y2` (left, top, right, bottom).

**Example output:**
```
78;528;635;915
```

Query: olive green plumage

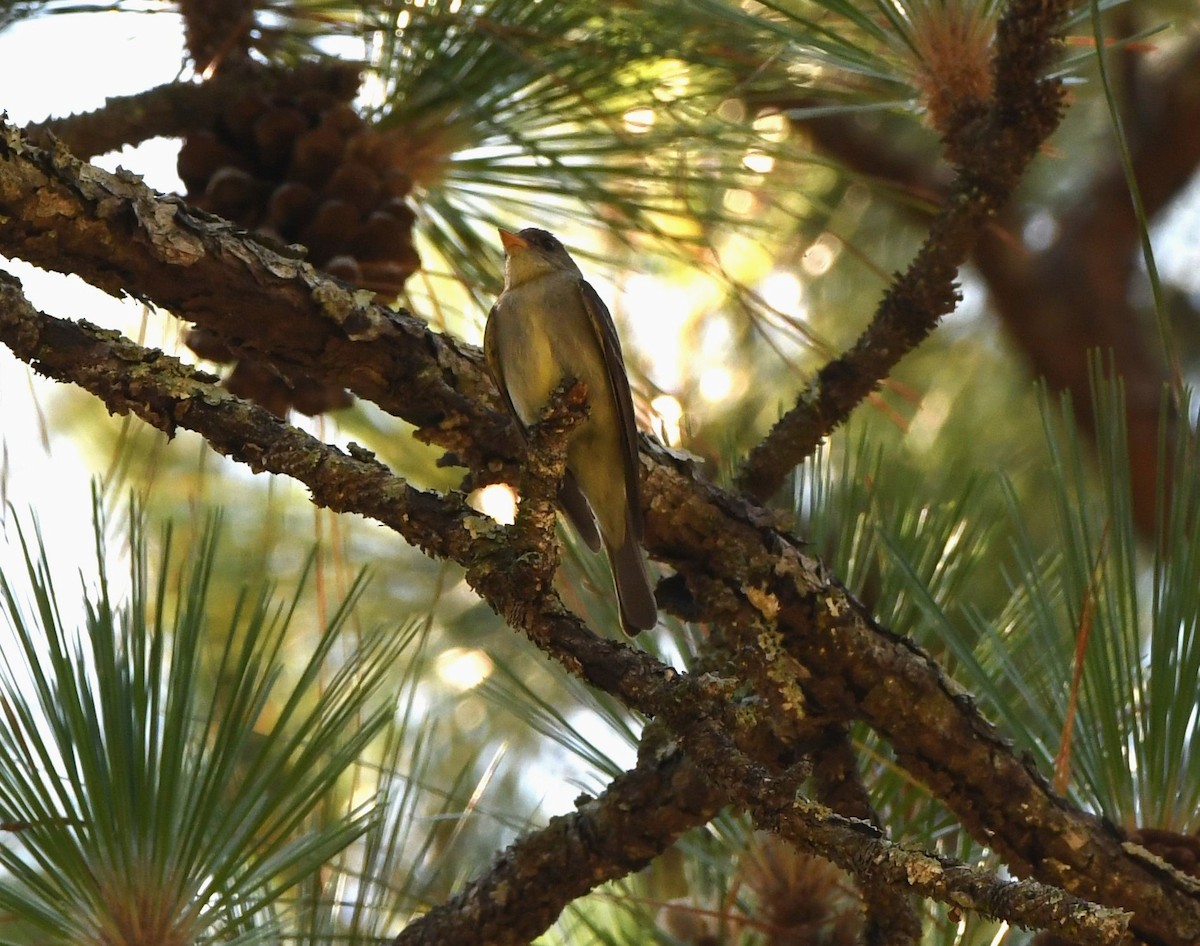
485;227;657;634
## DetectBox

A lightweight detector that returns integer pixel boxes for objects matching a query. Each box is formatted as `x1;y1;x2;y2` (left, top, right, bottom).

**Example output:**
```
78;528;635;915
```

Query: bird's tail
609;515;657;634
559;472;601;552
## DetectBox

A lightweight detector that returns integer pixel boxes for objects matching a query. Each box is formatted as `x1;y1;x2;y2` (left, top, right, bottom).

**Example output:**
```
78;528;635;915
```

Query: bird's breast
491;271;629;542
492;275;610;429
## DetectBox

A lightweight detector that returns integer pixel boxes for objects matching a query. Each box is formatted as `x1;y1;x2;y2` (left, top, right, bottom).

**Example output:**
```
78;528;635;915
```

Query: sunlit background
5;3;1200;942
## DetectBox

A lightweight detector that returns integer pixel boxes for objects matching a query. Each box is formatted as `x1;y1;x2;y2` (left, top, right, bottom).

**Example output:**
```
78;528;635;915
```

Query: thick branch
0;118;512;474
734;0;1070;502
1;110;1196;941
641;456;1200;945
0;279;1133;943
705;747;1128;946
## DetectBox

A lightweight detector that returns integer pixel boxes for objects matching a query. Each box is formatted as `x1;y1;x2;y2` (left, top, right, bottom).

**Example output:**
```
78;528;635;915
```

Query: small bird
485;227;657;633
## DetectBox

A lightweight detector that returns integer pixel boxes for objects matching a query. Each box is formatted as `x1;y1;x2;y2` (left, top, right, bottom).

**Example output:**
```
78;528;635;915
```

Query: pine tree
1;1;1200;943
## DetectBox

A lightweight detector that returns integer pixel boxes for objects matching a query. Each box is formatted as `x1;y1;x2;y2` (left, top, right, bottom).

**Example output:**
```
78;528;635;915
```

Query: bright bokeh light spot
801;237;837;276
698;366;734;404
436;647;494;691
759;270;805;316
723;189;756;216
651;394;684;446
358;69;389;110
742;150;774;174
1023;210;1058;251
716;232;774;282
623;107;656;134
753;111;788;142
655;62;690;101
624;273;690;390
474;483;518;525
701;315;733;355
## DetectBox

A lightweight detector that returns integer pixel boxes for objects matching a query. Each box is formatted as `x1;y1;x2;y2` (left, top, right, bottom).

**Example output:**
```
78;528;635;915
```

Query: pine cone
176;64;425;415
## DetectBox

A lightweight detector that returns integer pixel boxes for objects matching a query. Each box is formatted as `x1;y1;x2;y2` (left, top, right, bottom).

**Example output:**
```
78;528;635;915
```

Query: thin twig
734;0;1071;502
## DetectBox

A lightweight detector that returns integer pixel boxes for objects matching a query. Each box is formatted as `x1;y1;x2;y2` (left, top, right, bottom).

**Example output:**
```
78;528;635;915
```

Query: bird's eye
523;229;559;252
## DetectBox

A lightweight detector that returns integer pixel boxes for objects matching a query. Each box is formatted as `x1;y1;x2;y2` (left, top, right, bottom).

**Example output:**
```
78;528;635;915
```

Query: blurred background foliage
2;0;1200;943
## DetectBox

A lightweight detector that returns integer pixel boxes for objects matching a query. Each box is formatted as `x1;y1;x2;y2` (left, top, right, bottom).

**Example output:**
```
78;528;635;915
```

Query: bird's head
499;227;582;287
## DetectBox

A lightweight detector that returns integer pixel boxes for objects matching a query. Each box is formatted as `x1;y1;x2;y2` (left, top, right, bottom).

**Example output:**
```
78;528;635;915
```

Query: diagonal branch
0;117;513;475
392;741;723;946
641;459;1200;945
0;275;1155;945
733;0;1071;503
1;59;1196;938
684;732;1128;946
0;277;1133;944
0;271;770;762
789;40;1200;540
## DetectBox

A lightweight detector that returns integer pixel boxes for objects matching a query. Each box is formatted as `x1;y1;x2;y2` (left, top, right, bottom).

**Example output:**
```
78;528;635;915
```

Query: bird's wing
483;303;522;425
485;300;602;551
578;278;644;541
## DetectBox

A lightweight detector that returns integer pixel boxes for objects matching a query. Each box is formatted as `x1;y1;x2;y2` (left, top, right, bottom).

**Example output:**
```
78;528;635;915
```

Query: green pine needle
0;490;414;943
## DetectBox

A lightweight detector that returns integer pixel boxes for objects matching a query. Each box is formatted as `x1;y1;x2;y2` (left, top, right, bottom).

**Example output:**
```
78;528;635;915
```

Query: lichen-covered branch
641;454;1200;944
733;0;1071;502
392;743;723;946
1;44;1196;933
0;277;1161;941
0;117;513;474
708;747;1128;946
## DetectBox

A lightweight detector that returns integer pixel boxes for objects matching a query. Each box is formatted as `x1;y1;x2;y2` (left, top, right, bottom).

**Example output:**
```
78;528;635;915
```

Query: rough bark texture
0;252;1180;943
3;1;1197;943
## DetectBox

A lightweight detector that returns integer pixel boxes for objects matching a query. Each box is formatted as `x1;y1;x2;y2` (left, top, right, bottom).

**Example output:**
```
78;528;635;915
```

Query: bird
484;227;657;633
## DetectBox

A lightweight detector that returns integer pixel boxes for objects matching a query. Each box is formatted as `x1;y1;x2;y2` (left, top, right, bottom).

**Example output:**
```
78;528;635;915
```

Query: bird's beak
498;228;529;253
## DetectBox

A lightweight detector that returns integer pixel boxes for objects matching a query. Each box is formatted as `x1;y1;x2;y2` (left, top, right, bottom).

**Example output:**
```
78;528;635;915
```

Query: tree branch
0;117;512;475
0;276;1139;943
641;458;1200;944
22;61;361;161
778;43;1200;540
701;744;1128;946
393;740;723;946
2;74;1197;936
811;726;923;945
734;0;1070;502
